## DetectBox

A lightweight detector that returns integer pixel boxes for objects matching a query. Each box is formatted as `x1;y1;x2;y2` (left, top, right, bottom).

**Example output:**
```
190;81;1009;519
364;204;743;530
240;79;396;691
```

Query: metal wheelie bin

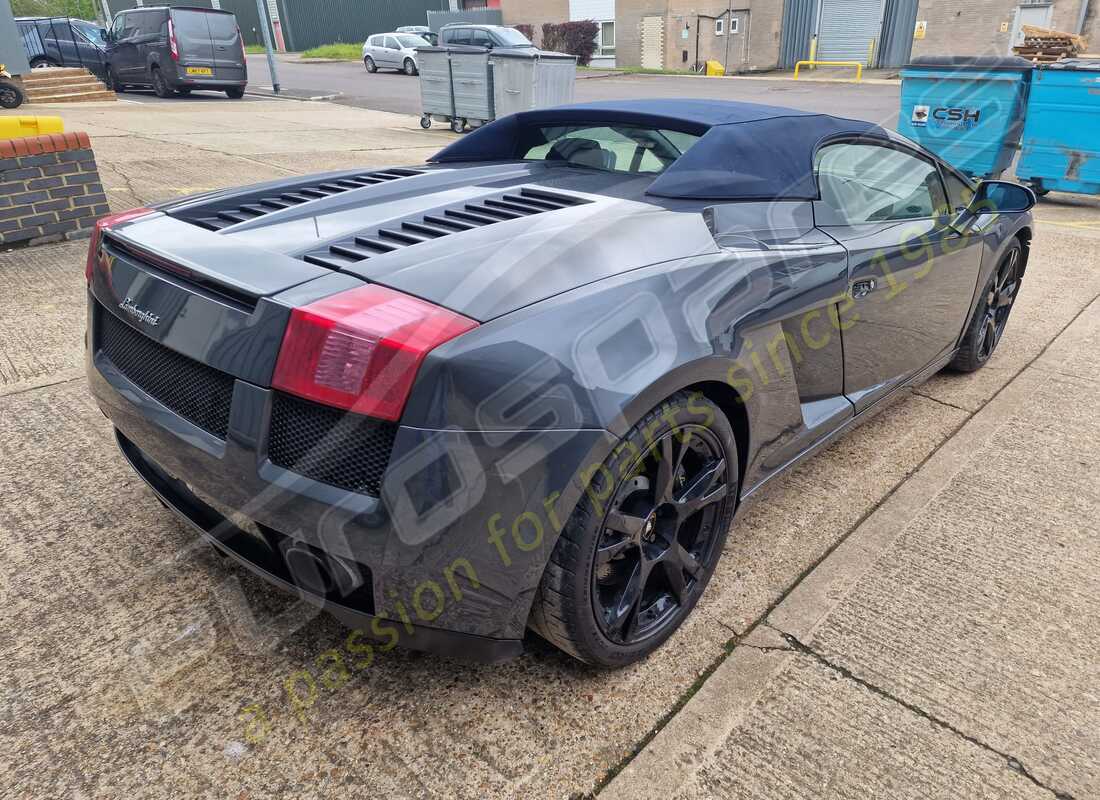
1016;59;1100;196
898;55;1034;179
449;47;495;131
416;47;455;130
491;51;577;118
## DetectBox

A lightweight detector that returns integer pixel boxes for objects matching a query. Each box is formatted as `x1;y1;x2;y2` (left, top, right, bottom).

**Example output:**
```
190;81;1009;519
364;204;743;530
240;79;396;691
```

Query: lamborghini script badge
119;297;160;327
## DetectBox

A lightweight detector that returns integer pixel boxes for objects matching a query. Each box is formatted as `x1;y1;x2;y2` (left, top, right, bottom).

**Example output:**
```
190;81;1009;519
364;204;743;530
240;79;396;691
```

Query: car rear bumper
115;429;523;663
86;294;615;658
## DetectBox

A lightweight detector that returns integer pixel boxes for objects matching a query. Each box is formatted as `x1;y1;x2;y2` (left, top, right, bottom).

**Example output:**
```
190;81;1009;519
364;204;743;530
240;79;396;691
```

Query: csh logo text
911;105;981;129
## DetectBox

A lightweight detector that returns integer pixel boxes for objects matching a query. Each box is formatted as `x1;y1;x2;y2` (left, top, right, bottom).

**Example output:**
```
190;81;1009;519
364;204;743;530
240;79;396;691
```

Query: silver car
362;32;429;76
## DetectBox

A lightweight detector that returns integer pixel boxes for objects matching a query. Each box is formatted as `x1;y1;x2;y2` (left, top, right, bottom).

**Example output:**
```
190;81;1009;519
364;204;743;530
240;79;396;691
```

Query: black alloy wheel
530;391;738;666
593;426;729;645
951;240;1023;372
977;245;1020;361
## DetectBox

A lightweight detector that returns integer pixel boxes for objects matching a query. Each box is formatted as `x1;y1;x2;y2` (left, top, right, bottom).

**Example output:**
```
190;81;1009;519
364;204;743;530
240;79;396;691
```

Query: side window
111;13;127;39
368;35;380;47
447;28;470;46
384;35;398;50
815;142;948;224
471;29;492;47
942;169;975;214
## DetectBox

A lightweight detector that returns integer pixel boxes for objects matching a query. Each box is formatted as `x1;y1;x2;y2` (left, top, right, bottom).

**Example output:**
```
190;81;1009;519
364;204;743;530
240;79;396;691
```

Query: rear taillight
168;19;179;61
238;27;246;63
272;285;478;422
85;207;154;284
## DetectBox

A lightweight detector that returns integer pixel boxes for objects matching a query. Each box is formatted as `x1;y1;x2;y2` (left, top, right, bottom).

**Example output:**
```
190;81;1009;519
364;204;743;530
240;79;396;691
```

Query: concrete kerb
601;293;1100;799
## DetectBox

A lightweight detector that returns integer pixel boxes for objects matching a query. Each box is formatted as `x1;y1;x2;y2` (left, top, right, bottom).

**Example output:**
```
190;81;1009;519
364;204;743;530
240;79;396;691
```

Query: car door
206;12;245;83
110;11;141;80
171;9;217;77
382;35;401;67
814;139;984;412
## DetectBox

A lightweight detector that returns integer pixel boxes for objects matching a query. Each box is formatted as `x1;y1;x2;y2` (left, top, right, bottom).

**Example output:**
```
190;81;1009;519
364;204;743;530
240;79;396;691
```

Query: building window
729;17;739;34
599;21;615;56
715;18;724;35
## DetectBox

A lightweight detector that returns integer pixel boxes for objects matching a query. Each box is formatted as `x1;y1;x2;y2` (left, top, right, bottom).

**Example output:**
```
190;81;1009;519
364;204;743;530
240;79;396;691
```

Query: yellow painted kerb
794;60;863;82
0;116;65;140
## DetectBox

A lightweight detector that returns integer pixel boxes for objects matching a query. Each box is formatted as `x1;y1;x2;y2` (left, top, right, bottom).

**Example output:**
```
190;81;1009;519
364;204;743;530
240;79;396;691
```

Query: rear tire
529;391;738;667
226;87;245;99
950;240;1023;373
0;81;24;109
152;68;173;98
364;56;377;73
29;57;58;70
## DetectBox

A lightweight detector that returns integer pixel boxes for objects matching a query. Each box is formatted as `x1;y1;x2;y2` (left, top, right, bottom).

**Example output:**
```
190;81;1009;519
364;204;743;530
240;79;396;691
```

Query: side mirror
971;180;1036;214
951;179;1035;233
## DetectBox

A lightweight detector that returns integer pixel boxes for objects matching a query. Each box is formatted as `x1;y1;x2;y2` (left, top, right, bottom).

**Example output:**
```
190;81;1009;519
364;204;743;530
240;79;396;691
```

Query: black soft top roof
431;99;888;201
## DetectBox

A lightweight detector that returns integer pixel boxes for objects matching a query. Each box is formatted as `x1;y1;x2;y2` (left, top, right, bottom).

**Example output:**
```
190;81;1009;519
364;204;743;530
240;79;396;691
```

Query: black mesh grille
98;307;235;439
267;392;397;496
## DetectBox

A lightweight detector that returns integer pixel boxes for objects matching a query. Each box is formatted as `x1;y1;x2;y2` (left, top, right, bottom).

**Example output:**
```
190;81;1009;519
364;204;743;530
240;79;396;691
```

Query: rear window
205;12;238;39
171;9;210;39
520;125;702;175
494;28;532;47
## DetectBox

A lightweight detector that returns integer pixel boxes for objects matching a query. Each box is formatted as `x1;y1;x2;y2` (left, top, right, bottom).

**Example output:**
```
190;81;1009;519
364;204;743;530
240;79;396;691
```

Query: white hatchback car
362;32;429;76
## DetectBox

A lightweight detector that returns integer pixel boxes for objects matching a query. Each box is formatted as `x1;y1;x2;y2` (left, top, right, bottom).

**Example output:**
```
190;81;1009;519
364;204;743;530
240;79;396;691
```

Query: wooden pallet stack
1012;25;1090;64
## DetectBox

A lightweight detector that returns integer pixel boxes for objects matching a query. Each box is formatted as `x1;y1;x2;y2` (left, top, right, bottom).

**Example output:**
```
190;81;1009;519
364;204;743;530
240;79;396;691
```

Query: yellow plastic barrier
705;60;725;77
0;116;65;141
793;60;863;82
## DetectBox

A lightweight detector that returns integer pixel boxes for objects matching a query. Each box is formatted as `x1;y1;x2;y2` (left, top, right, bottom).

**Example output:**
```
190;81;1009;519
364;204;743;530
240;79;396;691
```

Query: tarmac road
243;54;903;127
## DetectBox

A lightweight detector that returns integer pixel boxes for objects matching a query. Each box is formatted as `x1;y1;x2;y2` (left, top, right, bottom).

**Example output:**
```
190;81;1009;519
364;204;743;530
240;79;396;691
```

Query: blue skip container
1016;59;1100;196
898;56;1034;179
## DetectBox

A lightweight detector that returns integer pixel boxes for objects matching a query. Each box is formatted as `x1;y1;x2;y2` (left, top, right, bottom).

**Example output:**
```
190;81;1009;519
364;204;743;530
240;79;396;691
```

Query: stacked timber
1012;25;1089;64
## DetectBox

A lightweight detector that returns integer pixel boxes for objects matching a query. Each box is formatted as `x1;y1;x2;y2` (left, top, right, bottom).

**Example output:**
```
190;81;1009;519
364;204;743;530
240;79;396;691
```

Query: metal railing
18;17;105;77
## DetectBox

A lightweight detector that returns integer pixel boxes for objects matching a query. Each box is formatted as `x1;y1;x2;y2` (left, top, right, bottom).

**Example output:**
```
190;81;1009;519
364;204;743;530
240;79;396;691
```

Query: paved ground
1;98;1099;799
239;55;903;125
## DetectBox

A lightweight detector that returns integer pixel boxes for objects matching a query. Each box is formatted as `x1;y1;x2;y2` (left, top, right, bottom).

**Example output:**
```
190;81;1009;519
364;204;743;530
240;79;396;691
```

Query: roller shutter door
817;0;884;64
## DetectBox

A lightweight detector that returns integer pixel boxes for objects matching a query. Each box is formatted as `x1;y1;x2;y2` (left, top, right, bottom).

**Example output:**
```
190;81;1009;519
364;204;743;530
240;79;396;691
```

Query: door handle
851;278;877;299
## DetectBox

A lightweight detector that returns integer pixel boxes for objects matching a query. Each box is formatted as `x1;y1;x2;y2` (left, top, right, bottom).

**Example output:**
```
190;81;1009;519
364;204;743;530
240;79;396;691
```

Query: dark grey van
105;6;247;98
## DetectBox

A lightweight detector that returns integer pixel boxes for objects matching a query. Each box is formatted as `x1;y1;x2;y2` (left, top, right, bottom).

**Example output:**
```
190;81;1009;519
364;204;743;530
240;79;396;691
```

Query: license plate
185;66;213;76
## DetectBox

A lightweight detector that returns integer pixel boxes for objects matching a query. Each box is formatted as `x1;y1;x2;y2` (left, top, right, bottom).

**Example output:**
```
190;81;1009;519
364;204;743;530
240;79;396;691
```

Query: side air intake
300;188;590;270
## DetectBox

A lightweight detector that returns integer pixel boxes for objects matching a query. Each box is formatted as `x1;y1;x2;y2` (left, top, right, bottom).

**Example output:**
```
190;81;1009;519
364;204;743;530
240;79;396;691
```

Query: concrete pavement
1;98;1099;799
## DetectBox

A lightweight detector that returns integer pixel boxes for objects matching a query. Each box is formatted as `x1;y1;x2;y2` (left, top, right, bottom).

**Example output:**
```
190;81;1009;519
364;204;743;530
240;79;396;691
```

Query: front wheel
529;391;738;667
404;58;418;76
29;57;57;70
151;68;173;98
364;56;377;73
950;240;1023;373
225;87;245;99
0;80;24;109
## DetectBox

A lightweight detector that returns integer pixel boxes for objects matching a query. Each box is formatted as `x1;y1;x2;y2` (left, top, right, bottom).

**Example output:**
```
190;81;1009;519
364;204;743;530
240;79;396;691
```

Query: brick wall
500;0;569;46
911;0;1095;59
0;132;108;249
616;0;783;72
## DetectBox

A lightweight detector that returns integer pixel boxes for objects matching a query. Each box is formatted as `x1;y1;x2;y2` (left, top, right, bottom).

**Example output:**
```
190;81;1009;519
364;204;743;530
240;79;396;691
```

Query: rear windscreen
205;12;238;39
171;10;210;40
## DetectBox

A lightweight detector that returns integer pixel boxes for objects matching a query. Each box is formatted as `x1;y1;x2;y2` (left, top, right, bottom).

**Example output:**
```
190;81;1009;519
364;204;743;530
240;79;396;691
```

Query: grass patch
300;43;362;60
244;44;267;54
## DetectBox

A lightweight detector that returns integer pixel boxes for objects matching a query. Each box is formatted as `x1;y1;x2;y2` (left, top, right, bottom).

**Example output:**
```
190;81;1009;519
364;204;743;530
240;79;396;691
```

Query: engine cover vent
300;188;590;270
